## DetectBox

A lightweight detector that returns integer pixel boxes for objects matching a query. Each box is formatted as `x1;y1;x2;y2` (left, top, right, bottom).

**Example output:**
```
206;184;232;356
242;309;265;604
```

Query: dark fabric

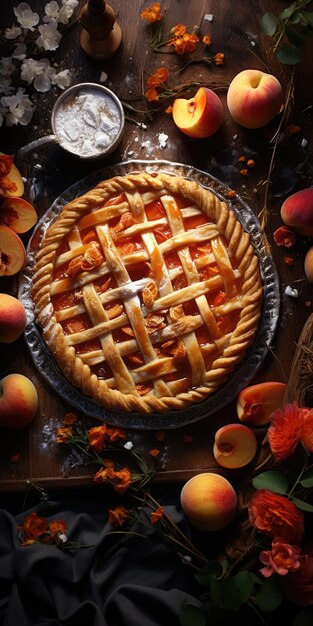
0;489;203;626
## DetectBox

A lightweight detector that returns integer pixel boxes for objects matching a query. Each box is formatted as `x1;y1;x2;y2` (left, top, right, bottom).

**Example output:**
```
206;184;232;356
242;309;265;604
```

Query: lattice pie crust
32;172;263;414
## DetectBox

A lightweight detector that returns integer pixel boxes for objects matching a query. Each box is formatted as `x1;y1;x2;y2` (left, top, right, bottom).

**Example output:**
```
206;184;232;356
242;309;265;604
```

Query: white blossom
1;88;33;126
0;57;16;78
13;3;39;32
12;43;27;60
44;1;60;20
36;19;62;51
4;25;22;40
59;0;79;24
51;69;72;89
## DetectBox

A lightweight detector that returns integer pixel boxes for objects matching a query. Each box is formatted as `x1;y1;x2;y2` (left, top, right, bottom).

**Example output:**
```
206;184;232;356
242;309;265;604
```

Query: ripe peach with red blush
213;423;258;469
172;87;223;138
180;472;237;531
237;381;287;426
304;246;313;282
227;69;283;129
0;224;26;276
0;293;27;343
281;188;313;238
0;197;37;234
0;373;38;428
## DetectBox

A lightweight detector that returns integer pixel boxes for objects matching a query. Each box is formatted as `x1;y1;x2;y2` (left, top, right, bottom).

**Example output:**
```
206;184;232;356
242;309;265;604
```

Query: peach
0;152;24;198
280;188;313;238
227;69;283;129
304;246;313;282
213;423;257;469
172;87;223;138
180;472;237;531
0;224;26;276
0;197;37;234
0;294;27;343
237;381;287;426
0;373;38;428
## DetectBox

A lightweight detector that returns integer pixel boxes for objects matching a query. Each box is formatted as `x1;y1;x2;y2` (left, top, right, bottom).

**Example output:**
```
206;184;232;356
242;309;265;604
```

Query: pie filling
32;172;263;413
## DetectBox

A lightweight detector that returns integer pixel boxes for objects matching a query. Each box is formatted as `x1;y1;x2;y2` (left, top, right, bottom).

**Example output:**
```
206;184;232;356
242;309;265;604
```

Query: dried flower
202;34;212;46
140;2;162;23
259;538;301;577
109;505;130;528
248;489;304;544
150;505;164;524
273;225;296;247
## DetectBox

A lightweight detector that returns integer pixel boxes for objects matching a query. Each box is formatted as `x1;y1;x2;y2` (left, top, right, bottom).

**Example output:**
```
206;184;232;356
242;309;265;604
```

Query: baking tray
19;159;280;429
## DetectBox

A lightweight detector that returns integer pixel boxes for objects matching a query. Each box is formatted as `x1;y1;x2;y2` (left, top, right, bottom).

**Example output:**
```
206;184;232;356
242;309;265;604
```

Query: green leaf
280;3;298;20
303;11;313;27
255;577;283;612
276;43;304;64
300;466;313;488
211;571;255;612
261;12;278;35
291;497;313;512
195;560;223;587
252;471;289;494
293;608;313;626
179;604;207;626
285;25;307;46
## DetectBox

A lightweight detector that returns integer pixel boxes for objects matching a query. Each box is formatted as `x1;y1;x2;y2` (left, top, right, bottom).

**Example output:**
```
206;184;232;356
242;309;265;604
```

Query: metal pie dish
19;160;280;430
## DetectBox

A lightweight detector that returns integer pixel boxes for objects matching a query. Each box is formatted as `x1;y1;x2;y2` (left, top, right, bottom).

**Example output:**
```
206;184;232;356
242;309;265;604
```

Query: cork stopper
79;0;122;60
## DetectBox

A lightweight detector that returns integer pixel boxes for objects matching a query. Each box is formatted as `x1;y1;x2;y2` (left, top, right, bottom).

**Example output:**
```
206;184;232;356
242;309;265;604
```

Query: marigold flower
273;225;296;248
49;519;68;538
248;489;304;544
56;426;73;443
145;87;159;101
140;2;162;22
280;543;313;606
171;24;186;37
149;448;160;457
113;467;132;494
109;505;130;528
268;401;303;462
147;67;169;87
87;425;108;451
106;427;127;442
63;412;77;425
151;505;164;524
20;512;49;544
259;537;301;578
301;409;313;452
202;34;212;46
214;52;225;65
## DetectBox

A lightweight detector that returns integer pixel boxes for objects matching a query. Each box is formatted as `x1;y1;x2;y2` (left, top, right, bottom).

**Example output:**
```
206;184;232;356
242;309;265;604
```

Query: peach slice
180;473;237;531
0;197;38;234
213;423;257;469
172;87;223;138
0;152;24;198
0;224;26;276
236;381;287;426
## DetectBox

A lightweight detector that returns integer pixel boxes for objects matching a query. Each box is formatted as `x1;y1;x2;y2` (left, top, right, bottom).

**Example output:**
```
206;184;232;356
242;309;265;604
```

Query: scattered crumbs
182;434;193;443
127;150;134;156
141;123;147;130
141;140;150;149
284;256;294;266
10;453;21;463
305;300;312;307
22;176;27;183
301;138;308;148
124;441;133;450
134;136;139;143
158;132;168;148
247;159;255;168
284;285;299;298
233;134;238;140
149;448;160;457
227;189;236;198
204;13;213;21
250;41;256;46
99;71;107;83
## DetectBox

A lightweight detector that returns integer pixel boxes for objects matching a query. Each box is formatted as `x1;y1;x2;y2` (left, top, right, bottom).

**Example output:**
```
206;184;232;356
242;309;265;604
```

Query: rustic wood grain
0;0;312;491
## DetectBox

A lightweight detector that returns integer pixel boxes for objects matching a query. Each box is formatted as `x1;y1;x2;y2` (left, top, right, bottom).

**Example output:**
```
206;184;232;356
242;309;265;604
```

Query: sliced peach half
213;423;258;469
236;381;287;426
0;224;26;276
0;197;38;233
172;87;223;139
0;152;24;198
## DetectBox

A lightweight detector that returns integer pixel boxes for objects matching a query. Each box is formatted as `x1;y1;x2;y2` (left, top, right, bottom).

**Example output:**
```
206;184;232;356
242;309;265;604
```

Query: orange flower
268;402;303;461
88;424;108;451
106;427;127;442
140;2;162;22
259;538;301;578
20;512;49;544
149;448;160;457
113;467;132;494
183;33;199;53
202;34;212;46
169;32;199;55
56;426;73;443
214;52;225;65
49;519;68;538
171;24;186;37
145;87;159;101
165;105;173;114
151;505;164;524
273;225;296;248
248;489;304;544
63;412;77;425
147;67;169;87
109;505;130;528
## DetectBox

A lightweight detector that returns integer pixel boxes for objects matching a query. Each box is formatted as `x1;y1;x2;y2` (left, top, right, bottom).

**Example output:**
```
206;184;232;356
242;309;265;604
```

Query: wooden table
1;0;312;492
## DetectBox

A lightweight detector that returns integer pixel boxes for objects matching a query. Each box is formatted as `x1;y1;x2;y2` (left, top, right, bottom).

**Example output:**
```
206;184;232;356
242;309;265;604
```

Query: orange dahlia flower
268;401;303;462
259;537;301;577
248;489;304;544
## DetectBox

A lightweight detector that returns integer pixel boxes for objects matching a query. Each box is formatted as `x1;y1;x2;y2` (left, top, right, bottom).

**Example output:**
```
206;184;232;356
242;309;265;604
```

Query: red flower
248;489;304;544
259;537;301;577
268;401;303;462
281;544;313;606
273;225;296;247
20;512;49;545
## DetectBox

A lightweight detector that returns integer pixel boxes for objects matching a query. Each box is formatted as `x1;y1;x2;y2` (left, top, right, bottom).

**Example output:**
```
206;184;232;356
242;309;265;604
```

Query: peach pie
32;172;263;414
